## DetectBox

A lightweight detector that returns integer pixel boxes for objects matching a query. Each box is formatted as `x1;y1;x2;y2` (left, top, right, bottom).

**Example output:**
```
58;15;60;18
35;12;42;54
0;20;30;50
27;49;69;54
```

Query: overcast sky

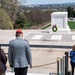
19;0;75;5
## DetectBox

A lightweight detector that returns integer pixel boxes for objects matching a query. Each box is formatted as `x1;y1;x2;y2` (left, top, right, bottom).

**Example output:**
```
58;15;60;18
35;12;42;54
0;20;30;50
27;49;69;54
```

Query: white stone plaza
0;29;75;75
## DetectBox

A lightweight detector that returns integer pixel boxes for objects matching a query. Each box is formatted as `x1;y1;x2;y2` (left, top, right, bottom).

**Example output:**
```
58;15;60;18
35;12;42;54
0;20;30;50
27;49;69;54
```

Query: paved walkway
25;33;75;42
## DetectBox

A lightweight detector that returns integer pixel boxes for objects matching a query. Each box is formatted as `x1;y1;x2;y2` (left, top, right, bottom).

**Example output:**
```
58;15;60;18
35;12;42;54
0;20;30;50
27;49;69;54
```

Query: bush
0;8;13;29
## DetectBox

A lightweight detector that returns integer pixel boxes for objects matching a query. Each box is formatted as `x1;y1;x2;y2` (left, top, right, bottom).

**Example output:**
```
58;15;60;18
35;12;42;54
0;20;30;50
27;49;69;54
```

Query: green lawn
24;21;75;29
41;24;51;29
41;21;75;29
24;23;37;28
68;21;75;29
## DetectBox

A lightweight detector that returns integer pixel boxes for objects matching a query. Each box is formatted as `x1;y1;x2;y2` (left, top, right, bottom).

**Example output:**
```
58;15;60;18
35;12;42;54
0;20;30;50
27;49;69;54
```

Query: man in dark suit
8;30;32;75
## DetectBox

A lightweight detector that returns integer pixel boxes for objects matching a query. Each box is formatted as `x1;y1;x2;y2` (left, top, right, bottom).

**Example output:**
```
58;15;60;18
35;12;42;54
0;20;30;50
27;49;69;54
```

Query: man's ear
22;34;23;37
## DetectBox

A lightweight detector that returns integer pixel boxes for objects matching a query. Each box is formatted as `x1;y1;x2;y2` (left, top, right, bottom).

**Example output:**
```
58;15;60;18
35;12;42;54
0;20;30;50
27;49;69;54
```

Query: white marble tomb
51;12;70;33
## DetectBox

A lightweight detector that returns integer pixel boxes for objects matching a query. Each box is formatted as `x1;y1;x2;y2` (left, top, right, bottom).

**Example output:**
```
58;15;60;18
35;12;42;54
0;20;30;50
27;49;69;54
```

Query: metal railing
0;44;72;49
56;52;71;75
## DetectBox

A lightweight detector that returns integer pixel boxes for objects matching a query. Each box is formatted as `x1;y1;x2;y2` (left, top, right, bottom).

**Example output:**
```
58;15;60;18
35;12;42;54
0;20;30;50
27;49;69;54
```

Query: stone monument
51;12;70;33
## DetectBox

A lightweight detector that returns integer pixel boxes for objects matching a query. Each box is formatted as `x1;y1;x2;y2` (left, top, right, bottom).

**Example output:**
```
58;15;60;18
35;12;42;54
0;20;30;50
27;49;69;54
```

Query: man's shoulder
9;39;15;44
24;39;29;43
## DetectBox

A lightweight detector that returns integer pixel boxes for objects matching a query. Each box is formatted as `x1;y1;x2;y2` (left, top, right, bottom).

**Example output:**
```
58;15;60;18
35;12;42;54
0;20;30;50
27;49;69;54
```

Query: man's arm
8;43;13;67
26;42;32;68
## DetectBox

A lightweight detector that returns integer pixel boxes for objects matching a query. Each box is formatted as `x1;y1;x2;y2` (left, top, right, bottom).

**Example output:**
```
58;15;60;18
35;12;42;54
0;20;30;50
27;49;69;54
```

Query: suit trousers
14;67;28;75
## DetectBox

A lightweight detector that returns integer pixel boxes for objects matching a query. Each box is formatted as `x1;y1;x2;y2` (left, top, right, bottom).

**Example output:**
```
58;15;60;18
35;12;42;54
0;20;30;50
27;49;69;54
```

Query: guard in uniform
8;30;32;75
